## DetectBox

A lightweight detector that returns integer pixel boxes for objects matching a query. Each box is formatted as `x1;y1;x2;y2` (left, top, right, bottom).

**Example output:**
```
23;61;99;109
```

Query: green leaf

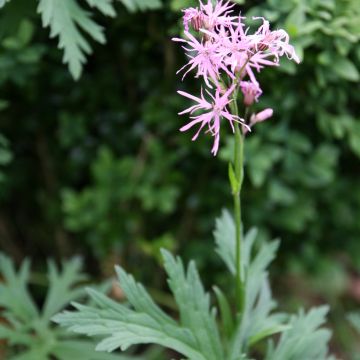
265;306;333;360
114;266;176;326
248;324;291;346
0;99;9;110
333;56;359;81
214;209;236;275
0;253;110;359
0;253;39;323
348;312;360;333
118;0;162;12
349;122;360;158
53;275;206;359
86;0;116;17
213;286;234;339
42;257;87;321
52;340;133;359
228;163;239;194
229;238;283;358
0;0;10;8
161;249;225;360
37;0;107;79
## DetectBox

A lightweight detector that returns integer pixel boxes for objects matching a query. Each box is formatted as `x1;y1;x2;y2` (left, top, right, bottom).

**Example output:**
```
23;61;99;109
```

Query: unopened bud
240;81;262;107
250;108;273;125
191;13;205;32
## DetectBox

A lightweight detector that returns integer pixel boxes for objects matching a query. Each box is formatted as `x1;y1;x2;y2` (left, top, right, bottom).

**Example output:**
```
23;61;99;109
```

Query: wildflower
173;31;224;87
199;0;237;30
183;7;203;32
247;17;300;64
242;108;273;135
251;108;273;124
240;81;262;106
174;1;300;155
178;86;247;155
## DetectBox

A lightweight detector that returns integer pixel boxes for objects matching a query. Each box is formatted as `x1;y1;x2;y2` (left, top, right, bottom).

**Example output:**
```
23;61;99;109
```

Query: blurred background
0;0;360;358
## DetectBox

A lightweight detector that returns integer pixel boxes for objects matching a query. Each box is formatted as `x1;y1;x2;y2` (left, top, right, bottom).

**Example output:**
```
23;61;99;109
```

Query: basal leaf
265;306;333;360
161;249;225;360
53;276;206;360
0;253;38;322
42;257;87;321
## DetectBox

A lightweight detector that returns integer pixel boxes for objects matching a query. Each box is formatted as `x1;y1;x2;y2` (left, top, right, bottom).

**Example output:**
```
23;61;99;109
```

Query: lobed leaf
0;253;38;323
42;257;87;321
54;273;206;359
265;306;334;360
161;249;225;360
37;0;106;79
118;0;162;12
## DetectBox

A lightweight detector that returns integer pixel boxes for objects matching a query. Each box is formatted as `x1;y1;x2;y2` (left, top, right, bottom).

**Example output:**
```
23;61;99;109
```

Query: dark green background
0;0;359;357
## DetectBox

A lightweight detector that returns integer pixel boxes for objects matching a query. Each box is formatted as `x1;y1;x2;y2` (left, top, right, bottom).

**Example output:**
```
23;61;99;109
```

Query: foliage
348;312;360;334
54;211;334;359
0;134;12;183
1;0;162;79
0;253;141;359
217;0;360;269
0;0;359;356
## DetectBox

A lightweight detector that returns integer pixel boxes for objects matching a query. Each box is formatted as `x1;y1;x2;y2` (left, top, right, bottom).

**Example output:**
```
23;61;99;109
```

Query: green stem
233;123;245;313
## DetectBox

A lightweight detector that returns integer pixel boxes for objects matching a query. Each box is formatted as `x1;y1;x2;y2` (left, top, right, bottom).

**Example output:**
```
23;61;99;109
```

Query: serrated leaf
229;241;283;358
118;0;162;12
216;214;284;359
0;253;38;322
214;209;236;274
161;249;225;360
265;306;333;360
0;253;105;359
53;276;206;360
37;0;107;79
115;266;176;326
42;257;87;321
52;340;133;359
86;0;116;17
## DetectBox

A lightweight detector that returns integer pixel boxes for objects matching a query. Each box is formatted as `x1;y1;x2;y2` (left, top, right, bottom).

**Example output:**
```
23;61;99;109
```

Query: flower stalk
233;122;245;313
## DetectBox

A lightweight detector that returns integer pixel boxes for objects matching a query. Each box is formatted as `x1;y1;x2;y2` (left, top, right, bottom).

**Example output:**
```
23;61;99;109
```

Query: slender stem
229;86;245;313
233;123;244;313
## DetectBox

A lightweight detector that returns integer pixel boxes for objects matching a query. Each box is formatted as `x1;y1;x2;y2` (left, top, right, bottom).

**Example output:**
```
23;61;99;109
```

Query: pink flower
243;108;273;134
182;0;237;33
251;108;273;123
248;17;300;64
240;81;262;106
174;1;300;154
173;31;224;87
199;0;237;30
178;86;247;155
183;7;203;32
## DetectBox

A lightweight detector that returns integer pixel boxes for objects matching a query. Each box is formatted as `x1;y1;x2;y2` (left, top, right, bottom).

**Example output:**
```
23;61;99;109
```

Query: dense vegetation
0;0;360;358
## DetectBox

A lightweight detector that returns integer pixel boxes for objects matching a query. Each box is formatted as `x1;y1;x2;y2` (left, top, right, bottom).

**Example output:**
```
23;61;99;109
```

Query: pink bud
250;108;273;124
240;81;262;107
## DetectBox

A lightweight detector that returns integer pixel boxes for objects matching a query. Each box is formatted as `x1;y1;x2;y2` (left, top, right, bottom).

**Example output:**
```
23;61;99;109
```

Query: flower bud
183;8;204;32
250;108;273;125
240;81;262;107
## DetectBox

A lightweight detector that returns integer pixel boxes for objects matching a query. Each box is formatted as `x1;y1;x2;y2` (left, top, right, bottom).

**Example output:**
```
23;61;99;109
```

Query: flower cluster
174;0;299;155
